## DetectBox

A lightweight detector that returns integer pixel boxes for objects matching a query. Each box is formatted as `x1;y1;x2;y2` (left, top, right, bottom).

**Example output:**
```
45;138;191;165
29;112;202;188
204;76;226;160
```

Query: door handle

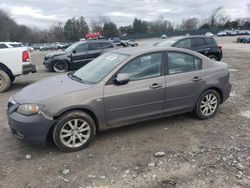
192;76;202;82
150;83;163;89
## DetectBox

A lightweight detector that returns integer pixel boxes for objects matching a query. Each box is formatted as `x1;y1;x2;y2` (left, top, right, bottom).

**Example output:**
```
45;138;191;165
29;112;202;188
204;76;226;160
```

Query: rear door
88;43;102;60
190;37;207;56
104;52;166;126
164;51;205;114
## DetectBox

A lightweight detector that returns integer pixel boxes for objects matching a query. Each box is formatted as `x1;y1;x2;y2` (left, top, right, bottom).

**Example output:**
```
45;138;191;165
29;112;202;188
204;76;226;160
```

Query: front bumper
7;102;56;146
43;59;53;71
22;64;36;75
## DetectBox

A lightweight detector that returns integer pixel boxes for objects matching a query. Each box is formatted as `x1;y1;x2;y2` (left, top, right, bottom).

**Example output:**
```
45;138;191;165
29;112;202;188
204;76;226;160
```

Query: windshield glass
156;39;177;47
65;42;82;52
74;52;128;84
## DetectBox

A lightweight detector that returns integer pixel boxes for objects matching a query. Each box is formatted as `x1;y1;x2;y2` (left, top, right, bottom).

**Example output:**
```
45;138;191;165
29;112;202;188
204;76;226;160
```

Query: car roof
80;40;112;44
112;46;201;56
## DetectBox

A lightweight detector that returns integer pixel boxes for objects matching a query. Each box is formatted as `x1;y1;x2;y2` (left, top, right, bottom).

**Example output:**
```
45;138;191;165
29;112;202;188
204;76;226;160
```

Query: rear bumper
7;103;56;146
22;64;36;75
222;83;232;103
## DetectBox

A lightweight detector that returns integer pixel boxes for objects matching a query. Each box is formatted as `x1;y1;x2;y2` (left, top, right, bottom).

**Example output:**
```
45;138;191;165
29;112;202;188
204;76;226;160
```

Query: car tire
0;70;11;93
53;111;96;152
195;89;220;120
208;55;218;61
52;61;69;73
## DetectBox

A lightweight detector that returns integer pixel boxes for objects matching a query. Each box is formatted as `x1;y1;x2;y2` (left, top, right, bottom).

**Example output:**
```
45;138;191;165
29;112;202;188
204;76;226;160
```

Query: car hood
13;75;91;104
45;51;68;58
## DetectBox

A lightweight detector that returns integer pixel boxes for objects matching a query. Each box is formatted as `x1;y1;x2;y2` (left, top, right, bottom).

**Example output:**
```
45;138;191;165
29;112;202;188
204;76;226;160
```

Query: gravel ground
0;36;249;188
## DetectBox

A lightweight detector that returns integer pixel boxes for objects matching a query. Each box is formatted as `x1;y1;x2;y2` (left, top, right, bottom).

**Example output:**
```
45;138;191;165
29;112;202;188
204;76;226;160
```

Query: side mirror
72;49;77;53
115;73;129;85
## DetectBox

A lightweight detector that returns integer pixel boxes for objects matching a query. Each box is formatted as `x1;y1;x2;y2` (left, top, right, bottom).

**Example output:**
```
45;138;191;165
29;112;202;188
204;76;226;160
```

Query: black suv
155;36;223;61
43;40;117;72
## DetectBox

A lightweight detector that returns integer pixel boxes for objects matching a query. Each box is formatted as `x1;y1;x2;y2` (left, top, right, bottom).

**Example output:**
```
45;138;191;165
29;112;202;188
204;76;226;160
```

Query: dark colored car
43;40;117;72
155;36;223;61
8;47;231;152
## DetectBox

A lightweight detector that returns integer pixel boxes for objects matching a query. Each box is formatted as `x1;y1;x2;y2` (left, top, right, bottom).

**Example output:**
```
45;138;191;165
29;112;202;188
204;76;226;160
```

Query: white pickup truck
0;47;36;92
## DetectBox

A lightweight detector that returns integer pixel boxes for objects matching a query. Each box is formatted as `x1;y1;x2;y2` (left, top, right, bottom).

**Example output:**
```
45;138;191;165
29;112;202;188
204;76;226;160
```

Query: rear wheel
53;111;96;152
53;61;68;73
208;55;218;61
0;70;11;93
195;89;220;119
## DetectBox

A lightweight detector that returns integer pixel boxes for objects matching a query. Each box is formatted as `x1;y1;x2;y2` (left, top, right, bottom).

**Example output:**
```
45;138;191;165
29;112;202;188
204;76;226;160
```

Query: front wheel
53;111;96;152
52;61;69;73
195;89;220;119
0;70;11;93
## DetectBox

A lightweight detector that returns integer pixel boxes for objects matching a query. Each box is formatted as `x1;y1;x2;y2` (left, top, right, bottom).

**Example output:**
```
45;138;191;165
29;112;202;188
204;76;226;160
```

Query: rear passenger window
175;39;191;49
205;37;217;46
167;52;202;75
100;43;113;49
89;43;101;50
191;38;206;47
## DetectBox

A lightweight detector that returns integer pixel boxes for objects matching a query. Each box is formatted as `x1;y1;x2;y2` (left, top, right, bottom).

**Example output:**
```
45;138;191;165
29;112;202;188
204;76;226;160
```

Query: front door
71;43;91;69
104;52;165;126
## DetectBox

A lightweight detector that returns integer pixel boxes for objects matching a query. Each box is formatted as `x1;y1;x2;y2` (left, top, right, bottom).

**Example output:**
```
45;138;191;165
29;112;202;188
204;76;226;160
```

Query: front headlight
16;104;43;116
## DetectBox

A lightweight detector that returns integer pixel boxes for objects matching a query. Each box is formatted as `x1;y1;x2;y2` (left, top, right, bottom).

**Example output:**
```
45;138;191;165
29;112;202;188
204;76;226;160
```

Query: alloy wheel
200;93;218;116
60;119;91;148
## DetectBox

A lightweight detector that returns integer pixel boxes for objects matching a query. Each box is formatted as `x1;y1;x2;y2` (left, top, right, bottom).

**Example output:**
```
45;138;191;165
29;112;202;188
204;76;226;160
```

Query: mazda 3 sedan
7;47;231;152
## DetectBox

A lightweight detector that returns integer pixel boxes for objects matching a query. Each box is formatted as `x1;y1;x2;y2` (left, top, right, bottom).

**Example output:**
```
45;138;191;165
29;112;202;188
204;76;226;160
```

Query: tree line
0;6;250;44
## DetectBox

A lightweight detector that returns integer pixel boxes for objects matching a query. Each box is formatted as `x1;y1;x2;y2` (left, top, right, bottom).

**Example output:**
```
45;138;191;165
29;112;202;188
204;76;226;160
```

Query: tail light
218;45;222;49
22;50;30;62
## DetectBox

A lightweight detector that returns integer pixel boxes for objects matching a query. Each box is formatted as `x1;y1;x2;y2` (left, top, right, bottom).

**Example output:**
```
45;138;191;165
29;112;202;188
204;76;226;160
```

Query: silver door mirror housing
115;73;129;85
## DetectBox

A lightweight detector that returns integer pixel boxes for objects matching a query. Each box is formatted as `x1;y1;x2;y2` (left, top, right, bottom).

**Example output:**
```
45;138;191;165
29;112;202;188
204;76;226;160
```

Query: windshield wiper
68;72;84;83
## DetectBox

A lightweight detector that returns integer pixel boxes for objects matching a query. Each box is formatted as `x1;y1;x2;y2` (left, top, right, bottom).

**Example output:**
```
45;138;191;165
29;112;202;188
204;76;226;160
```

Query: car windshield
73;52;128;84
155;39;177;47
65;42;82;52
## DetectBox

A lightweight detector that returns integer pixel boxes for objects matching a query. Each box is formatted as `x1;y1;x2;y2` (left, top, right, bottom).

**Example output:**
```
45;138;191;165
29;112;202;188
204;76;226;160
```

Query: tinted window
167;52;202;75
89;43;101;50
0;44;7;48
120;53;162;81
191;38;206;47
100;42;113;49
175;39;191;48
75;43;88;52
205;37;217;46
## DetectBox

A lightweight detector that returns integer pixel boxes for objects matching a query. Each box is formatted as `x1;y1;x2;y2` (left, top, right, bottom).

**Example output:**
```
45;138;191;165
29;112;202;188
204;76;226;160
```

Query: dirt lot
0;36;250;188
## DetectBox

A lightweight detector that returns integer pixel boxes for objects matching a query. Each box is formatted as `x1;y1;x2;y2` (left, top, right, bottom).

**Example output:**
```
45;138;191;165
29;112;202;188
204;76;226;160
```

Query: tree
148;17;173;33
180;17;199;31
103;22;119;38
90;16;110;33
209;6;229;27
63;16;89;41
132;18;148;33
119;25;134;36
50;22;64;42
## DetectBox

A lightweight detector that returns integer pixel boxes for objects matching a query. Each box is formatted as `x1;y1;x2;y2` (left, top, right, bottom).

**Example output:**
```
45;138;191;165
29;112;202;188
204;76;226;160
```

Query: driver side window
120;52;162;81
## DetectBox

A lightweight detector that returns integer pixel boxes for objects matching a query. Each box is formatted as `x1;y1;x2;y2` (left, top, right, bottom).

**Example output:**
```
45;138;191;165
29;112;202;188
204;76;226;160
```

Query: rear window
191;38;206;47
205;37;217;46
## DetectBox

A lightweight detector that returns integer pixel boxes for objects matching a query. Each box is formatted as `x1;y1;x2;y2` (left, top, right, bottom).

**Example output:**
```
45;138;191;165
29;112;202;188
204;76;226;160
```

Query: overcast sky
0;0;249;29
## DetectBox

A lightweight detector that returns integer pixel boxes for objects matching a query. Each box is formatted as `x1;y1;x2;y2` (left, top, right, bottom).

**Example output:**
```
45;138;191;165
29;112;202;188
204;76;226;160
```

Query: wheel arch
0;62;14;79
46;107;100;142
201;87;223;104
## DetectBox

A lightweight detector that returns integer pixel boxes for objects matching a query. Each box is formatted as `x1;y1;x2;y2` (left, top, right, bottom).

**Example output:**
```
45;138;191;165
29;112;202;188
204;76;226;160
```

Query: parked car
43;40;117;72
85;32;102;40
109;37;128;47
242;36;250;43
0;42;23;49
155;36;223;61
0;47;36;92
205;32;213;37
224;30;237;36
127;40;138;47
237;36;245;43
217;31;227;36
161;34;167;39
8;47;231;151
